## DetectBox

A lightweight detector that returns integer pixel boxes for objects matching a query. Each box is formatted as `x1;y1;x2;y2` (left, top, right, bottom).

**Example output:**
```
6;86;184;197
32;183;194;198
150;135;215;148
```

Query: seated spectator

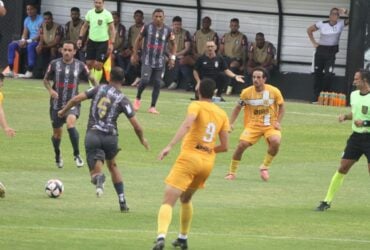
124;9;144;86
5;4;43;78
193;16;219;58
64;7;86;61
165;16;194;90
246;32;276;77
219;18;247;95
111;11;126;69
193;40;244;101
34;11;63;78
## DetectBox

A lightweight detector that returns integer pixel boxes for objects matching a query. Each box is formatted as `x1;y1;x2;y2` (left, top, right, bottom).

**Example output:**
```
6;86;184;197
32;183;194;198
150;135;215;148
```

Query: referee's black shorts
85;39;109;62
342;132;370;162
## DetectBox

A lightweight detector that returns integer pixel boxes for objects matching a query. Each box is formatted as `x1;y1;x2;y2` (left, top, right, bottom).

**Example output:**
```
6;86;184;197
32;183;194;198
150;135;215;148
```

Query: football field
0;79;370;250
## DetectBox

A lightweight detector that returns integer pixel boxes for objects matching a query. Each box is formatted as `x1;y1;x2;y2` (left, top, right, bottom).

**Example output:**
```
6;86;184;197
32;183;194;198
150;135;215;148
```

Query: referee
316;69;370;211
307;7;349;103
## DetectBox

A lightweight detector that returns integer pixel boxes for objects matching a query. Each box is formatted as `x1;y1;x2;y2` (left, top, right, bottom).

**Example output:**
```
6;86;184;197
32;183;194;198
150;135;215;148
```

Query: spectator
193;16;219;58
77;0;115;85
130;8;176;114
64;7;86;61
246;33;276;79
193;40;244;101
5;4;43;78
307;7;349;103
34;11;63;78
124;9;144;86
220;18;248;95
111;11;126;69
166;16;194;90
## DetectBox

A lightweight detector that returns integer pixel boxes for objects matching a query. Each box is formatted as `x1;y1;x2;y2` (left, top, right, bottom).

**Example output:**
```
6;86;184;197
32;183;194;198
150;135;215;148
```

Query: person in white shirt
307;7;349;103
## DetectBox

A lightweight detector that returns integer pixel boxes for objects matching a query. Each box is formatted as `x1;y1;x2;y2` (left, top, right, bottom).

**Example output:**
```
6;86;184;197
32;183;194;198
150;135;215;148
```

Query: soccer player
316;69;370;211
152;78;229;250
77;0;115;84
130;8;176;114
58;67;149;212
225;67;285;181
0;73;15;137
44;40;97;168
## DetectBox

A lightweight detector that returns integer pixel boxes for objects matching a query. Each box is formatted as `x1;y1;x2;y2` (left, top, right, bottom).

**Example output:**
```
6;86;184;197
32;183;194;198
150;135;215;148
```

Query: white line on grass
0;225;369;244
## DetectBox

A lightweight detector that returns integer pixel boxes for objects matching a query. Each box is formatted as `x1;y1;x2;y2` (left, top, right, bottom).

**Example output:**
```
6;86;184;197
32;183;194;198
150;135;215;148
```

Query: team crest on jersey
98;19;103;26
214;61;219;68
362;105;368;114
235;40;239;45
263;99;270;106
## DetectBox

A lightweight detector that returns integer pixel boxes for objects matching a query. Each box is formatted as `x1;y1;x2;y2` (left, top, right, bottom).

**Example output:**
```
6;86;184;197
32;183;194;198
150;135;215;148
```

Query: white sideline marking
0;225;369;244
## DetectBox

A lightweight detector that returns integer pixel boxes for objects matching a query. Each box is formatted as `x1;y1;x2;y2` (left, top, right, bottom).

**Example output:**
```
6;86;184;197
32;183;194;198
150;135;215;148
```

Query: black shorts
85;39;108;62
342;132;370;162
50;105;80;129
85;129;120;170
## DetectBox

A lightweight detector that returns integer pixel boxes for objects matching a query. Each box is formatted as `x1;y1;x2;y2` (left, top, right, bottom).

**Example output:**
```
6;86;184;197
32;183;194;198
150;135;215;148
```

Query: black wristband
363;121;370;127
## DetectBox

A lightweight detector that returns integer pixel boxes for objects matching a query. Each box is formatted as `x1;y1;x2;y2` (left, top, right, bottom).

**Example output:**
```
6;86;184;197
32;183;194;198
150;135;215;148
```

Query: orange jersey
239;84;284;127
181;101;230;156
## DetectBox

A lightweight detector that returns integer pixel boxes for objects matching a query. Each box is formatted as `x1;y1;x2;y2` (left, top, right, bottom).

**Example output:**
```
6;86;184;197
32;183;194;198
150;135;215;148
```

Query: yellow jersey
239;84;284;127
181;101;230;155
0;92;3;105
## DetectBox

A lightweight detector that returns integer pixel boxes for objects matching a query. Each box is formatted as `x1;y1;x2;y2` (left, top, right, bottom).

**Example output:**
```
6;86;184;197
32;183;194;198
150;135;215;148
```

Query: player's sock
67;127;80;156
228;160;240;174
180;202;193;236
51;136;61;160
94;69;103;83
157;204;172;236
324;171;345;203
262;153;274;168
88;69;95;87
113;182;125;202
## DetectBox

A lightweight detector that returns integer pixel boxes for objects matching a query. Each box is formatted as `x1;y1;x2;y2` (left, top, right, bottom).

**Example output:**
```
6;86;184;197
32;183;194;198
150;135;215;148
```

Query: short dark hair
230;18;239;23
357;69;370;84
112;11;120;17
199;78;216;99
134;10;143;16
330;7;339;15
71;7;80;13
256;32;265;38
110;67;125;83
252;67;268;79
203;16;211;22
62;40;77;50
173;16;182;22
43;11;53;18
153;8;164;15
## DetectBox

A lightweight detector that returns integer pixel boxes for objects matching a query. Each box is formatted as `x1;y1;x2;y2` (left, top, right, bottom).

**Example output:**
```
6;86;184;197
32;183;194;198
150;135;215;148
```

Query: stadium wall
1;0;365;102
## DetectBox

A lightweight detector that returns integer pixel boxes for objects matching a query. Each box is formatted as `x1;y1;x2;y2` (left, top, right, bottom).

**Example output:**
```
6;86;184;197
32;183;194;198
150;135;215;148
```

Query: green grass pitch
0;78;369;249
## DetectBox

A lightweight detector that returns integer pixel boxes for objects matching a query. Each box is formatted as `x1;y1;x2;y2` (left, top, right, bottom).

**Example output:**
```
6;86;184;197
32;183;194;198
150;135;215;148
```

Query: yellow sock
157;204;173;236
180;202;193;235
88;69;95;87
94;68;103;84
262;153;274;168
229;160;240;174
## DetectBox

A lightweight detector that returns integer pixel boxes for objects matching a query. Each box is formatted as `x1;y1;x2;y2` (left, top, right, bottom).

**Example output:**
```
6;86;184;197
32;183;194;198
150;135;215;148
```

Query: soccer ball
0;181;5;198
45;179;64;198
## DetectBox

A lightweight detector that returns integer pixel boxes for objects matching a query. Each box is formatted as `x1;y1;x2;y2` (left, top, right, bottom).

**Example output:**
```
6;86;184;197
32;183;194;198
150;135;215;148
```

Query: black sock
51;136;61;161
67;127;80;156
114;182;125;201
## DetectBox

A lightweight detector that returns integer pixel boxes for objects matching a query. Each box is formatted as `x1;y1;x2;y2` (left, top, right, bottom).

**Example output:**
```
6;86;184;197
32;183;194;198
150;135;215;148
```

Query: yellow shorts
165;150;215;191
239;125;281;145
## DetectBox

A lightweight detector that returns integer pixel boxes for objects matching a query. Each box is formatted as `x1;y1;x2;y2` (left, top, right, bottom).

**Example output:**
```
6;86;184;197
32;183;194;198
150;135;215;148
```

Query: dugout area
0;0;368;101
